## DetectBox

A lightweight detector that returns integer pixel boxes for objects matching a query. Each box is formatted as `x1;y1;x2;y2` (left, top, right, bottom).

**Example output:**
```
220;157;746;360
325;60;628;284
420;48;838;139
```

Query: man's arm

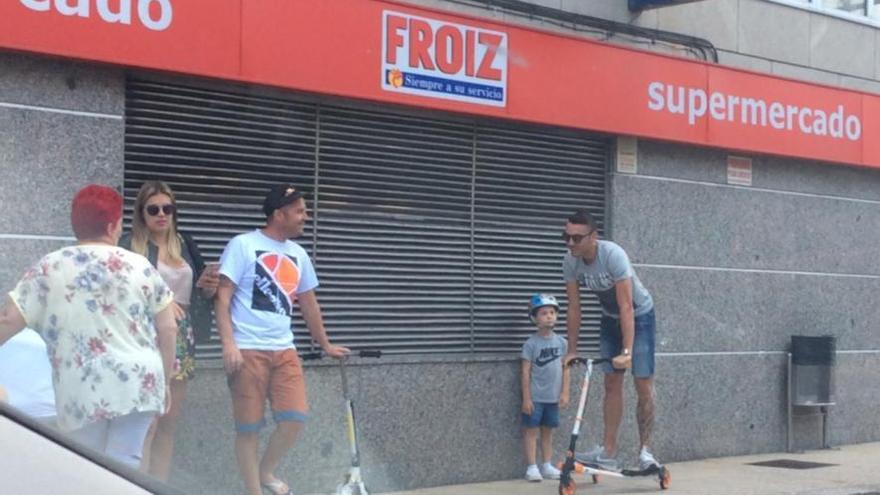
565;280;581;357
297;289;350;359
613;278;635;369
560;357;571;407
0;296;26;347
214;275;243;374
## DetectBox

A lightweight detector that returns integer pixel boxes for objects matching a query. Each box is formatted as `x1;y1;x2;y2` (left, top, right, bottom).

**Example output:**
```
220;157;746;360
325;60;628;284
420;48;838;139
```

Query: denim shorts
522;402;560;428
599;308;656;378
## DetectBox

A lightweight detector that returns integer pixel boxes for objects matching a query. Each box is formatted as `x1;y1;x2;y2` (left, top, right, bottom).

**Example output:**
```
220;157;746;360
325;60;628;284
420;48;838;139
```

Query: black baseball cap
262;183;304;217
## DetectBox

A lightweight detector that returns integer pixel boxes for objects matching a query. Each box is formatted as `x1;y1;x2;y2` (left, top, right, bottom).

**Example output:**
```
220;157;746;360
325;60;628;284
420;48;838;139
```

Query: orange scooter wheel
659;466;671;490
558;478;576;495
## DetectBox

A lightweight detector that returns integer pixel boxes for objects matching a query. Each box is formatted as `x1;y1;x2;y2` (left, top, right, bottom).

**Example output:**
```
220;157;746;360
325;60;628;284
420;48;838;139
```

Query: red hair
70;185;123;240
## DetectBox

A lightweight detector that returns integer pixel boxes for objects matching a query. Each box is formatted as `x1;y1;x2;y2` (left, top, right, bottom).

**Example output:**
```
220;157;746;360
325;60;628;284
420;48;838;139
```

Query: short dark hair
567;209;597;229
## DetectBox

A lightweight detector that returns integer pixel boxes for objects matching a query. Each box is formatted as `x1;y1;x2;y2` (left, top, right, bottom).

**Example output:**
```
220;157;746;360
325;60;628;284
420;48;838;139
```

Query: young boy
521;293;570;481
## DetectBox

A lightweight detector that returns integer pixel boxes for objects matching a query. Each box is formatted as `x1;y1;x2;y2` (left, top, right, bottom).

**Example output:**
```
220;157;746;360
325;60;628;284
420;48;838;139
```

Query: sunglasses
144;204;176;216
561;230;593;244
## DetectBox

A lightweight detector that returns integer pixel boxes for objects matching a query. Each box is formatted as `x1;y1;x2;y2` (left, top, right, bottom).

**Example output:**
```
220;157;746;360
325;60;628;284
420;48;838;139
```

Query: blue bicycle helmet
528;293;559;321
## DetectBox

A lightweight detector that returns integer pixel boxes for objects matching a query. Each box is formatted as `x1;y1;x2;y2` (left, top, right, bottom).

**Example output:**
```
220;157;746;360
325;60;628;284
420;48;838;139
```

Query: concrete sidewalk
380;442;880;495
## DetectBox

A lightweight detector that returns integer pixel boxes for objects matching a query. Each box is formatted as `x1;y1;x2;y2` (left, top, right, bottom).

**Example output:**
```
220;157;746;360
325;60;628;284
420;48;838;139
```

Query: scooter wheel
659;466;671;490
592;474;599;484
558;479;576;495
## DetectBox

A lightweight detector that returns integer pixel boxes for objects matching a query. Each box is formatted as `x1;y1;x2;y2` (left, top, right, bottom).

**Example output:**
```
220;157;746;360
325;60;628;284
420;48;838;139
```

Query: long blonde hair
131;180;184;266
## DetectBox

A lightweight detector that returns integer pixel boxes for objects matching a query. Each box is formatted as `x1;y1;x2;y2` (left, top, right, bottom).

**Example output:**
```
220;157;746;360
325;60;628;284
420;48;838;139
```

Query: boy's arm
521;359;533;415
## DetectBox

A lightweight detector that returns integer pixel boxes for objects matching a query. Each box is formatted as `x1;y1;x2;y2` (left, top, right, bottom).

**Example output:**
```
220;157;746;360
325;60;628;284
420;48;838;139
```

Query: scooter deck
577;461;662;477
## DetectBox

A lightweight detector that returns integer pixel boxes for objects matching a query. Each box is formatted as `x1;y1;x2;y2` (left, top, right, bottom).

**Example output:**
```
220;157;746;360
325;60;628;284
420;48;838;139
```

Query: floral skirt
172;313;196;381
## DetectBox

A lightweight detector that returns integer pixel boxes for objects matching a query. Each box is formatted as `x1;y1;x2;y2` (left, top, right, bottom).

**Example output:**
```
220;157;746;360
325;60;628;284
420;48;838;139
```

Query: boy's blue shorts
522;402;560;428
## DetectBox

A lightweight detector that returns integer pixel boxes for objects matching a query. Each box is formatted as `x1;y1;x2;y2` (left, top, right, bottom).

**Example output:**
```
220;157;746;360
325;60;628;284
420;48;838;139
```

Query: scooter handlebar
565;357;612;367
299;351;324;361
298;350;382;360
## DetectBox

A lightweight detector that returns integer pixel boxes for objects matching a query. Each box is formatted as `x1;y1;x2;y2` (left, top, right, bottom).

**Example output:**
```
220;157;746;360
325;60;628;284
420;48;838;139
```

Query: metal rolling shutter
472;123;606;353
124;76;606;356
124;80;319;359
315;106;475;352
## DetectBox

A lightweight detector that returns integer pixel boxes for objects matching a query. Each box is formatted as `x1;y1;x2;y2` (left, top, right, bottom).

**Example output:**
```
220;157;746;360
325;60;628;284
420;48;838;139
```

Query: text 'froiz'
384;12;505;81
20;0;173;31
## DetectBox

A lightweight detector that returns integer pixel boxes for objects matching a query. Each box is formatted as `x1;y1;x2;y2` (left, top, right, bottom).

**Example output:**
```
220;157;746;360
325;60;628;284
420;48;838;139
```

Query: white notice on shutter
727;156;752;186
616;136;637;174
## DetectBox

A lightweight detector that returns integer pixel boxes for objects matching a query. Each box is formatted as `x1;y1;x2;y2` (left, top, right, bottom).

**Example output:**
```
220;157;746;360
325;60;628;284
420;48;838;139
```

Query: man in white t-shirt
0;328;56;424
215;183;350;495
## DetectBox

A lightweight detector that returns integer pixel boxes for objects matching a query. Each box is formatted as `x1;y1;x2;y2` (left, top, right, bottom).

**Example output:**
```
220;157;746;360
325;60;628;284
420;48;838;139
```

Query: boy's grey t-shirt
521;332;568;404
563;240;653;318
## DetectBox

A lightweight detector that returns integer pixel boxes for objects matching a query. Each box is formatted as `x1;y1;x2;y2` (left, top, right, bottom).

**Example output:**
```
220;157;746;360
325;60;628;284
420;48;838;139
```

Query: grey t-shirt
521;332;568;404
562;240;653;318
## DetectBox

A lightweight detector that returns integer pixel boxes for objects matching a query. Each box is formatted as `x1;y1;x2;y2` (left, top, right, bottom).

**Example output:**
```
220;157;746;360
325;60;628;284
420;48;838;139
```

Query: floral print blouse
9;244;172;432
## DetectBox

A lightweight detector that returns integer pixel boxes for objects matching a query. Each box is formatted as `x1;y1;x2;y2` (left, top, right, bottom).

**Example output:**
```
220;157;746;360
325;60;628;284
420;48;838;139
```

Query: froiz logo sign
20;0;173;32
382;10;508;107
253;252;301;316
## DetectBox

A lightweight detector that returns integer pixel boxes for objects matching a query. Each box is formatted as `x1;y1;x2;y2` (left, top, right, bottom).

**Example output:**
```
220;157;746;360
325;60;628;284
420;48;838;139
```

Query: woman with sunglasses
120;180;219;480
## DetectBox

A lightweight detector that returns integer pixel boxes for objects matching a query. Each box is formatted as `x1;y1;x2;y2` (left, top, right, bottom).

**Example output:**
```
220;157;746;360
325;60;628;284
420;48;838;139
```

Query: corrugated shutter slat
124;77;606;357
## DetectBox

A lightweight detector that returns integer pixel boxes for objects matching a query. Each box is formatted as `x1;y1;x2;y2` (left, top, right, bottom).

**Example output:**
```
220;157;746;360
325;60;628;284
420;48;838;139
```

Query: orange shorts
227;349;308;433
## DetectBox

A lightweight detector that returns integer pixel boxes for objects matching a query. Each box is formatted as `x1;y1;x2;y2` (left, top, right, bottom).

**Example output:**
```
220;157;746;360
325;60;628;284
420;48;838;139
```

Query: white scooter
557;356;671;494
302;349;382;495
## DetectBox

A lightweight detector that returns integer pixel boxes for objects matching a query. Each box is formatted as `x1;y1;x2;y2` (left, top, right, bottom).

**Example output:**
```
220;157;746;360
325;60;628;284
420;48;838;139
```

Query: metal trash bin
787;335;836;452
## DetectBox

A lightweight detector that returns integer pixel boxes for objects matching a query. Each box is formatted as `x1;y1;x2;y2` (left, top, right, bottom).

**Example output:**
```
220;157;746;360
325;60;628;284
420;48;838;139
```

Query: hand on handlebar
612;352;632;370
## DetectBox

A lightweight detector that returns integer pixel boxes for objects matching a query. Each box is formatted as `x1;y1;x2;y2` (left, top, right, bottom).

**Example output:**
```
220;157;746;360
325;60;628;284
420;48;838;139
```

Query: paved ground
377;442;880;495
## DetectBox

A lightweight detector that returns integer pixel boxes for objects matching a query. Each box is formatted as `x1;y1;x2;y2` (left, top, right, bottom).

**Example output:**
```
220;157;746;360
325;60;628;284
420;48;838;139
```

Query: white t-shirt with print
219;230;318;350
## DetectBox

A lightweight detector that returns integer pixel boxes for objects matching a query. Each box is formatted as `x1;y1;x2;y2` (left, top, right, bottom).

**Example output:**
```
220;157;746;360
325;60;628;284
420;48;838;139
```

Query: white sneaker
541;462;561;480
525;464;543;482
574;445;603;464
639;447;661;471
575;446;620;471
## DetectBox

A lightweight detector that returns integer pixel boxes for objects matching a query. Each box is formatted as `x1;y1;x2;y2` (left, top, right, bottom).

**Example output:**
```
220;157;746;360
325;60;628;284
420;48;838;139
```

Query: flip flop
260;479;293;495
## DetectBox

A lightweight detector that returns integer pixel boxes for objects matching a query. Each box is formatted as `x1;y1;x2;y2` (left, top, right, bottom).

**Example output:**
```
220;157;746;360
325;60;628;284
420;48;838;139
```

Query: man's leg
602;372;625;455
632;309;657;451
259;349;309;492
235;432;263;495
228;350;271;495
634;377;655;449
259;421;304;489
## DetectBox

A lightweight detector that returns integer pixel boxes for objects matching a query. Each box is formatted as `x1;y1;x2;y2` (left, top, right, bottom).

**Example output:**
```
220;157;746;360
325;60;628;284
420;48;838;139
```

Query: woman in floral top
0;184;178;468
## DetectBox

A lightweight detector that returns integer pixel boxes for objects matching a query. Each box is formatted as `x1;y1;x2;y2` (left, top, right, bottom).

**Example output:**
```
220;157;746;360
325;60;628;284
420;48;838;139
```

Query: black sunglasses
144;204;176;217
561;230;593;244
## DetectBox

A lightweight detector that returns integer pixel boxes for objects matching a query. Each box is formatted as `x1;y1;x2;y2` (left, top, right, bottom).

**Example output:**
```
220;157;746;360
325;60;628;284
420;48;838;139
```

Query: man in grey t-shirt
562;209;660;472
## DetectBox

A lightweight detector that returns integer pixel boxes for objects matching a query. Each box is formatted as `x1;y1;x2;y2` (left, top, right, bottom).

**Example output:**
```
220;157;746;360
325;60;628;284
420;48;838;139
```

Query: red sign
380;10;508;107
2;0;879;169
